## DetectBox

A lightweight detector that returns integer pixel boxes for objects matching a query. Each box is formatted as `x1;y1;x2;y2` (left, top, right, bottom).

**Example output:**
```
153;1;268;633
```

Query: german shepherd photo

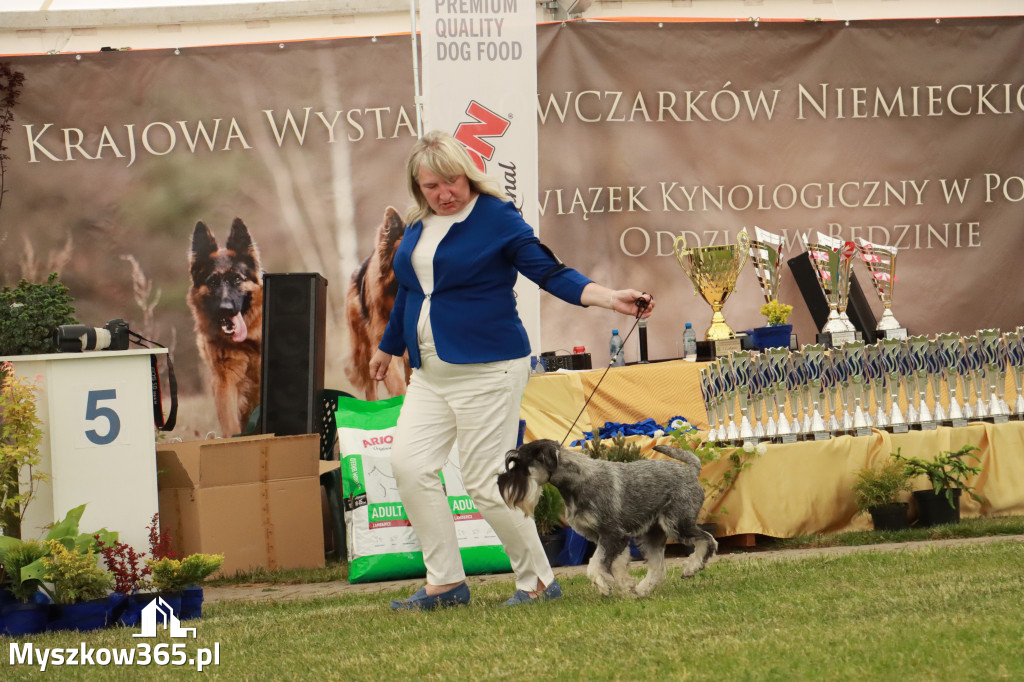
187;218;264;436
345;207;410;400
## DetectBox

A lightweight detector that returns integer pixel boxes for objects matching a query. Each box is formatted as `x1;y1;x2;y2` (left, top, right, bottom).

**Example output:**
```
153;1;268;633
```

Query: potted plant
147;553;224;620
96;535;153;627
851;456;913;531
0;360;49;540
750;299;794;351
583;433;644;463
893;445;983;527
0;274;78;356
0;539;49;636
40;539;115;632
531;483;566;566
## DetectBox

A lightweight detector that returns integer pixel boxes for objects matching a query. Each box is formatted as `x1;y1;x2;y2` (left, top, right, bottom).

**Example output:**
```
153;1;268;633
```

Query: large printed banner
420;0;542;347
1;18;1022;441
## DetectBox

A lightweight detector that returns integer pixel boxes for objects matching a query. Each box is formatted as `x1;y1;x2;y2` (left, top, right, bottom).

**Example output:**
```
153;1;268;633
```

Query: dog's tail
652;445;702;474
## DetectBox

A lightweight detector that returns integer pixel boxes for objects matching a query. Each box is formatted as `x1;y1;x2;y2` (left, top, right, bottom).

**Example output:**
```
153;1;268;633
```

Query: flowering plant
760;299;793;326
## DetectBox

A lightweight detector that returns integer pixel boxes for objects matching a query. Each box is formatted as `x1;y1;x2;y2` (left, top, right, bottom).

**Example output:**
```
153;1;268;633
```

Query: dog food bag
337;395;513;583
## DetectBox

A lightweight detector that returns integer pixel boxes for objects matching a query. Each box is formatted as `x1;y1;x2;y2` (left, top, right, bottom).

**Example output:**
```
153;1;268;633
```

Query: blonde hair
405;130;508;225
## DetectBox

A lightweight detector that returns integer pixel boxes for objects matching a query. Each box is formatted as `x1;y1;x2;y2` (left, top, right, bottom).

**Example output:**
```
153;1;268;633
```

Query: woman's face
417;164;473;216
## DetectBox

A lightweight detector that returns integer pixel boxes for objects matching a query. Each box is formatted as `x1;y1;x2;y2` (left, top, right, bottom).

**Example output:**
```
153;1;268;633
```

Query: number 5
85;389;121;445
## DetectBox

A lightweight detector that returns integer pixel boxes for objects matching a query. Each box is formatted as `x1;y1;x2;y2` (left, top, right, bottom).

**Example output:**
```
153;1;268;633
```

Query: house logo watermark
133;595;195;638
9;596;220;672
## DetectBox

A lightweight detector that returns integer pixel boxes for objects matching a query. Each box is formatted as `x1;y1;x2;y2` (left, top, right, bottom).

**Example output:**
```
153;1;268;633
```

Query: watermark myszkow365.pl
8;594;221;672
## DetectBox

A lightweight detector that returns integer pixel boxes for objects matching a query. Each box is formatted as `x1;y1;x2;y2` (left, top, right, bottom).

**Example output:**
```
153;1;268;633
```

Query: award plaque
673;229;750;355
925;338;947;423
730;351;757;444
935;332;967;428
717;354;741;442
756;354;777;438
844;340;872;436
1003;331;1024;418
978;328;1010;423
699;366;722;443
822;353;843;434
788;351;809;437
963;334;988;419
749;353;767;439
906;335;936;430
801;343;830;439
766;347;796;442
855;238;907;340
865;343;888;428
879;337;908;432
801;232;857;345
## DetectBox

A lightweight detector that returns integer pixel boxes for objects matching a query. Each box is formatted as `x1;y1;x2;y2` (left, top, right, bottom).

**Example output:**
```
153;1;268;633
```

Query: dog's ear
191;221;217;256
537;440;560;473
189;222;217;284
503;448;520;472
380;207;405;258
226;218;261;274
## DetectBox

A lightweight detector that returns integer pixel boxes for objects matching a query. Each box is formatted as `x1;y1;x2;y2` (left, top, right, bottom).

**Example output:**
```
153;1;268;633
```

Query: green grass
4;538;1023;681
200;515;1024;588
765;514;1024;549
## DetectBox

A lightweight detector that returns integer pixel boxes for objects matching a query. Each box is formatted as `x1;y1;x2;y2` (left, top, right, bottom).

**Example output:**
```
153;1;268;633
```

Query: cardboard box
156;434;325;576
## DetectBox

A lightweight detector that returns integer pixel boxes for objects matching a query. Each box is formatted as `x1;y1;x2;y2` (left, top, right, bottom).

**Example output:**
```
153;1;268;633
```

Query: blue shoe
391;583;470;611
503;579;562;606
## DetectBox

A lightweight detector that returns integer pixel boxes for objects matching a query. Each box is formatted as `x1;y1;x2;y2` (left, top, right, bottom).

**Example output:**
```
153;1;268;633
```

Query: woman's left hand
611;289;654;318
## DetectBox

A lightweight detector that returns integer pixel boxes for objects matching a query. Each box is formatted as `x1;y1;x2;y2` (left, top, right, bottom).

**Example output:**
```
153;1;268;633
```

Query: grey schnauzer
497;439;717;597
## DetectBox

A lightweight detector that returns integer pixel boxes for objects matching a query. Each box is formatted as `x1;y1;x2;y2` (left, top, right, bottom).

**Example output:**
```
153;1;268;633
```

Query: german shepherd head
187;218;263;436
344;207;410;400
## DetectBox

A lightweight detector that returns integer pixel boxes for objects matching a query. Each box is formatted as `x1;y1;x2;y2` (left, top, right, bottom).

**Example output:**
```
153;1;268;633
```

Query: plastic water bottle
610;330;625;366
682;322;697;359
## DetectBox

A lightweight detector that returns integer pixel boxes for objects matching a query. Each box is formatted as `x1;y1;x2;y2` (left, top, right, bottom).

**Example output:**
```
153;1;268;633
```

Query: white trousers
390;353;554;592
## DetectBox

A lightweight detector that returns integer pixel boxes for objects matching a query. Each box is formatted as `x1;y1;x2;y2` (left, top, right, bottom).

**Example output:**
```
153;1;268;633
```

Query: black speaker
787;252;878;344
259;273;328;436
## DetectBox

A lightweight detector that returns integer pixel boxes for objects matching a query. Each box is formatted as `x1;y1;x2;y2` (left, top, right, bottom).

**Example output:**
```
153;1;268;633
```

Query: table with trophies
521;227;1024;539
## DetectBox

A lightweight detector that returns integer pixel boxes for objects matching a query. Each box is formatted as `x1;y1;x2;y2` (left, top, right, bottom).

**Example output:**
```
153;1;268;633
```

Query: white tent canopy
3;0;1022;54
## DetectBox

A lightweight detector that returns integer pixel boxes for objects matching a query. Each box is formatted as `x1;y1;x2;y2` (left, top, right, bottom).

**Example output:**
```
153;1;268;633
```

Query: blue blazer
378;194;592;368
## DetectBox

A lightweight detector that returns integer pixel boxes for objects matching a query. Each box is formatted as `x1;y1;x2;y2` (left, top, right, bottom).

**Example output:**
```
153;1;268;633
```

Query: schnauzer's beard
503;474;542;518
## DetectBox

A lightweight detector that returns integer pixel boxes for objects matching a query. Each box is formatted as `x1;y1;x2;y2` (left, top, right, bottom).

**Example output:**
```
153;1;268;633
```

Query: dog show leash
559;293;652;448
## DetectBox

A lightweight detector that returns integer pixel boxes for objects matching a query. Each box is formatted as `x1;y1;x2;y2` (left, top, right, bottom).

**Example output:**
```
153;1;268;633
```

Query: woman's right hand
369;349;393;381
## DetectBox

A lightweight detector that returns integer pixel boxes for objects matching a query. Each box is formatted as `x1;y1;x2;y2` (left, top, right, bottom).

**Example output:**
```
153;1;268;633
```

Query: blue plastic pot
0;600;50;636
750;324;793;351
48;598;110;632
180;586;204;620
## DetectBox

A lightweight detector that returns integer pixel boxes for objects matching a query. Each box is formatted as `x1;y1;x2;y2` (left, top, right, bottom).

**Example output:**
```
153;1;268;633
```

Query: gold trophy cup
673;229;750;341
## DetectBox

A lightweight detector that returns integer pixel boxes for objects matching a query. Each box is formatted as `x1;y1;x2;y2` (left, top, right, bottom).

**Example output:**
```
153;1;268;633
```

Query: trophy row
698;329;1024;445
674;226;903;344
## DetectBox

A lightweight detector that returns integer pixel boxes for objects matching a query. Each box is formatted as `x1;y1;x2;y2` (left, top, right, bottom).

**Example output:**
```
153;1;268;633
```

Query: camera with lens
53;318;131;352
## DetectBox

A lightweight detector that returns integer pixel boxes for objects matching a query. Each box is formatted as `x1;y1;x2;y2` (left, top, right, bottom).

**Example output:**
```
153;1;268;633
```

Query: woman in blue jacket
371;130;654;610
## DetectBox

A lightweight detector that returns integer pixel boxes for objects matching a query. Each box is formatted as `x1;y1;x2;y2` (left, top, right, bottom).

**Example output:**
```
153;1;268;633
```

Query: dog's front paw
590;576;613;597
